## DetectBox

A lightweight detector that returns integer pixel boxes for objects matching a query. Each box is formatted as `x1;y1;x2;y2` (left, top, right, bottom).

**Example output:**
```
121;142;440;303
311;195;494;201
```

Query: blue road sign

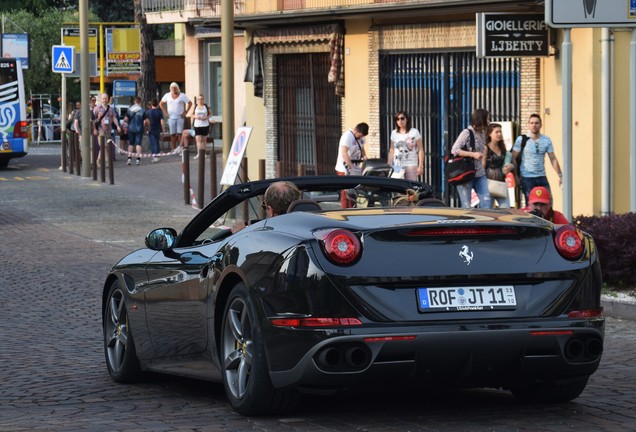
52;45;74;73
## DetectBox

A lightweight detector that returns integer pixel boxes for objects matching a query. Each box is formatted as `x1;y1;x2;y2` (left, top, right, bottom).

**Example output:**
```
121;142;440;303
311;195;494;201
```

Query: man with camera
525;186;569;224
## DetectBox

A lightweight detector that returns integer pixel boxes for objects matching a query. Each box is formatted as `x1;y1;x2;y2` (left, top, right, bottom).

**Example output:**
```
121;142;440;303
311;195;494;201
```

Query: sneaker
136;158;140;166
152;157;160;163
127;158;131;166
193;154;199;160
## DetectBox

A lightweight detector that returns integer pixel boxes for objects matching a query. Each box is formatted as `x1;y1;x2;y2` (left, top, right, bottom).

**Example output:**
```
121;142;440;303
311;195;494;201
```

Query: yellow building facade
144;1;636;217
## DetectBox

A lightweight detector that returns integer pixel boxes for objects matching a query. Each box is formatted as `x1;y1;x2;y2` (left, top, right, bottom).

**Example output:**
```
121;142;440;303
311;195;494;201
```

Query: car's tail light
314;228;361;265
567;308;604;319
530;330;574;336
13;120;29;138
554;225;585;260
270;317;362;328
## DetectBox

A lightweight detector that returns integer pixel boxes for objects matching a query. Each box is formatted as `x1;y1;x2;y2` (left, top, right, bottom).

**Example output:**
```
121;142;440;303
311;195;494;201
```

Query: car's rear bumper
268;320;604;392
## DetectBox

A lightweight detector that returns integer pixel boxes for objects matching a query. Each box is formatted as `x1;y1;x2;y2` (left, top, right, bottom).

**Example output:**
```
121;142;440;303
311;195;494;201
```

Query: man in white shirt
160;82;192;150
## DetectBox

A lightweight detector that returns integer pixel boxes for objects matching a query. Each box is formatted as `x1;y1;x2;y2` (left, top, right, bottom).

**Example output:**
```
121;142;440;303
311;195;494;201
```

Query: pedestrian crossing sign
52;45;74;73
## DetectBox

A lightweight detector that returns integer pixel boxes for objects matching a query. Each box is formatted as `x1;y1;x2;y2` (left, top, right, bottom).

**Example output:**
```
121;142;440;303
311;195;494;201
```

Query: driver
232;181;301;232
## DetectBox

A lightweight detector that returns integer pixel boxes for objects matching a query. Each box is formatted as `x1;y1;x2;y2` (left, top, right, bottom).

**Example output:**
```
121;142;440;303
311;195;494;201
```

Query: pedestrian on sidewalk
160;82;192;150
190;94;215;160
124;96;145;166
92;93;120;168
144;98;166;163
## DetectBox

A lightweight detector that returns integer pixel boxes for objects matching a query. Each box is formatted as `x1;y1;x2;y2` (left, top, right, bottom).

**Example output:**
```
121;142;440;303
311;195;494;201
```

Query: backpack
128;108;145;134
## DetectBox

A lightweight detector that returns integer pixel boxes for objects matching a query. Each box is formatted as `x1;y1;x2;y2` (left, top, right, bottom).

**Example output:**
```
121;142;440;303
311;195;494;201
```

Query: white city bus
0;58;29;168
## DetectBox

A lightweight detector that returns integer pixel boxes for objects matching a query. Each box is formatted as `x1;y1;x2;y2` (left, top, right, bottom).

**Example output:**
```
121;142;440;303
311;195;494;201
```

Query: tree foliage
3;0;170;104
91;1;134;23
0;0;77;15
4;8;81;98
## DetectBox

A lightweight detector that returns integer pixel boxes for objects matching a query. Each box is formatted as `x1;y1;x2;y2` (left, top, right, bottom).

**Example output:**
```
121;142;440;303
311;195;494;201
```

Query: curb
601;299;636;321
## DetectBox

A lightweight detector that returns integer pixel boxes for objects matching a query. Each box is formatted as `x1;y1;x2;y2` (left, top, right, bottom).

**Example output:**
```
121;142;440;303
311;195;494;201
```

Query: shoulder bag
445;129;476;186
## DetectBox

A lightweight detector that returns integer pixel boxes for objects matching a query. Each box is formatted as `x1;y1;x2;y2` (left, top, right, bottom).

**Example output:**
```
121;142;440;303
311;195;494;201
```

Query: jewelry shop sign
477;13;550;58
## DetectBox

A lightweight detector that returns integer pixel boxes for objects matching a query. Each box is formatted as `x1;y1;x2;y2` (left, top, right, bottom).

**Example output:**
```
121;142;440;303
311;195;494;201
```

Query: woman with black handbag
484;123;514;208
450;108;491;208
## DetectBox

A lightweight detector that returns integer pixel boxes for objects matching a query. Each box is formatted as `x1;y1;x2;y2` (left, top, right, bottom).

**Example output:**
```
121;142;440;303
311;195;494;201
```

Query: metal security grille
379;51;520;201
277;53;342;176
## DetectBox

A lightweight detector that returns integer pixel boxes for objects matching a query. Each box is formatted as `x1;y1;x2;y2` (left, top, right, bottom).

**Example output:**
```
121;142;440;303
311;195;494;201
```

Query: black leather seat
287;199;322;213
416;198;446;207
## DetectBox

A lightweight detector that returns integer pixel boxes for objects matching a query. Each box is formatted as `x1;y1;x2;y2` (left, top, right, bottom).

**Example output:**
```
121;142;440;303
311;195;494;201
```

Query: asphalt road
1;147;635;431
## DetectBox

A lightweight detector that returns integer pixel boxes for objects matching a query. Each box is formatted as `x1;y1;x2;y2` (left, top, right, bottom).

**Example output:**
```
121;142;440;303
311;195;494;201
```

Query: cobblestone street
1;149;635;431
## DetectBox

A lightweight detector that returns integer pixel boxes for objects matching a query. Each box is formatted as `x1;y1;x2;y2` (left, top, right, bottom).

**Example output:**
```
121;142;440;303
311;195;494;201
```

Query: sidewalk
6;144;210;250
601;295;636;321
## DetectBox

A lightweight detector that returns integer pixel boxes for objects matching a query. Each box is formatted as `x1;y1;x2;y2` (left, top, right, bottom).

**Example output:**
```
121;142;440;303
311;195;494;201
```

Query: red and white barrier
108;139;183;159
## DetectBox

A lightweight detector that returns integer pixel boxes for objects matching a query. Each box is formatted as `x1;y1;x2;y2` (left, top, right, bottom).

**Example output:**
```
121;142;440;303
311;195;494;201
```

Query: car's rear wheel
221;282;298;415
511;376;589;403
103;281;141;382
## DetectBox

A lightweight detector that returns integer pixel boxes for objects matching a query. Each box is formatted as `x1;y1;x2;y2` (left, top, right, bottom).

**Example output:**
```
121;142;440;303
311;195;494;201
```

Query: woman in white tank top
190;94;214;159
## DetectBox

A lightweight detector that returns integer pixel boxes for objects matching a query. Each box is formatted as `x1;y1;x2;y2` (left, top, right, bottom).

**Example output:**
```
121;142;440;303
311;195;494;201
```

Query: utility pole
221;0;234;165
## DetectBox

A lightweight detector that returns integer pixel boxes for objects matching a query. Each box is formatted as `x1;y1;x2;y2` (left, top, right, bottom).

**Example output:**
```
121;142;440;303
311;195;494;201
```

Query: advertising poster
1;33;30;69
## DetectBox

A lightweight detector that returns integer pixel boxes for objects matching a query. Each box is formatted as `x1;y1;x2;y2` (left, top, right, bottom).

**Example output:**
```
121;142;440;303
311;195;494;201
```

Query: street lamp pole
221;0;234;166
80;0;91;177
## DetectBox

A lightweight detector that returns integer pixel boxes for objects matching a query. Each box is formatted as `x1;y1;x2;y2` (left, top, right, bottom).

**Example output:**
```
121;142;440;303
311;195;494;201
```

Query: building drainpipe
601;28;612;216
562;29;573;221
631;29;636;212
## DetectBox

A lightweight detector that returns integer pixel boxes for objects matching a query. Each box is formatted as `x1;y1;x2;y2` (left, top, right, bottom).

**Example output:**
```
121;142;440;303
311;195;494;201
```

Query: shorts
129;131;143;146
194;126;209;136
168;117;184;135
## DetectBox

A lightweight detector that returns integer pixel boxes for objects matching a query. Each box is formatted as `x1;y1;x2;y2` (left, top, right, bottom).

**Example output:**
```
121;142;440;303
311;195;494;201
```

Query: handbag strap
96;104;111;124
467;129;475;152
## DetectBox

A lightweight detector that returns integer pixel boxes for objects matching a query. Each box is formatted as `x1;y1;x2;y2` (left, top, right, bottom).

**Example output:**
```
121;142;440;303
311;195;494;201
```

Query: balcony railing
142;0;412;16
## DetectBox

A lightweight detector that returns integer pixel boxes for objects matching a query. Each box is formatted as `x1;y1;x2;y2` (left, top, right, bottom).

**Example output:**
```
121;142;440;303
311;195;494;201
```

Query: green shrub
574;212;636;288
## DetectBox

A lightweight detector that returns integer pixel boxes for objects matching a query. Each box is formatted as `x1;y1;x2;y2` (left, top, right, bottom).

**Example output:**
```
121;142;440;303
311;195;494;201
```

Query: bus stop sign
52;45;74;73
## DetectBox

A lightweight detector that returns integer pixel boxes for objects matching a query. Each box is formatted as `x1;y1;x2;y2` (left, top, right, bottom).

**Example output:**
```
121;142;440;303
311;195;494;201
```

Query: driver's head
264;181;301;217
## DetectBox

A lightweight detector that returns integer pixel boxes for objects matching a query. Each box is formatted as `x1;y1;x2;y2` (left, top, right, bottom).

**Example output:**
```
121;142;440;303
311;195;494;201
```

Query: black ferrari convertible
102;175;604;416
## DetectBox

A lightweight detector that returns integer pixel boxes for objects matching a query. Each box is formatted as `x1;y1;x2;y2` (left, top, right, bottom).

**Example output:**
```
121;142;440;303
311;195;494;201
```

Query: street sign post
51;45;74;73
547;0;636;28
61;27;98;77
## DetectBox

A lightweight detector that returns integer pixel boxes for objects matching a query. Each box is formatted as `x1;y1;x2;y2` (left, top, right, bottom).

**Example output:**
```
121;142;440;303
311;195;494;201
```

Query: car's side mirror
145;228;178;251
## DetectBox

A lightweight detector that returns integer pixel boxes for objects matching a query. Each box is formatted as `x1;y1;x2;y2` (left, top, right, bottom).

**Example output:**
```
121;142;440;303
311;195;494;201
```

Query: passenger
392;189;421;206
525;186;569;224
484;123;514;208
387;111;423;181
450;108;492;209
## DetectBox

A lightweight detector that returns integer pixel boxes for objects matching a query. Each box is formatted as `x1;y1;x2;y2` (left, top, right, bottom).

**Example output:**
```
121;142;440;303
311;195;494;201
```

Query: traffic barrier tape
190;187;198;209
108;139;183;158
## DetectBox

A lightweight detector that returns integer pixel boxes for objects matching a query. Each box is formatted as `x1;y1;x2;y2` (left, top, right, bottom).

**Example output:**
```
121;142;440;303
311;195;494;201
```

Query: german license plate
417;286;516;312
